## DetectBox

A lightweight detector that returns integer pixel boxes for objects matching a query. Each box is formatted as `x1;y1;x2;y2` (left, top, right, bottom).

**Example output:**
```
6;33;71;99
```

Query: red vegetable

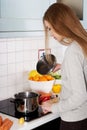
39;95;50;104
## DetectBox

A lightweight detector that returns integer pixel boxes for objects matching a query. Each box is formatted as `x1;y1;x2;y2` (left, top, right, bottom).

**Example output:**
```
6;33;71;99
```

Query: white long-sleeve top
52;41;87;121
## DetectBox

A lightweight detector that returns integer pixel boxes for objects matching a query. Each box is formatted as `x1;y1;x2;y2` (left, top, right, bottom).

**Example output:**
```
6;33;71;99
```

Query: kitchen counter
0;112;60;130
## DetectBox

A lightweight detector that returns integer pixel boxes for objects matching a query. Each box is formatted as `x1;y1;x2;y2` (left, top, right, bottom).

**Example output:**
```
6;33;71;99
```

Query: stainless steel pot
36;54;57;75
14;91;39;114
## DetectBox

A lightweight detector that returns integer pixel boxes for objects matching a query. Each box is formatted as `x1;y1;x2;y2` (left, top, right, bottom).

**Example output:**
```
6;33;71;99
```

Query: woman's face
44;20;64;42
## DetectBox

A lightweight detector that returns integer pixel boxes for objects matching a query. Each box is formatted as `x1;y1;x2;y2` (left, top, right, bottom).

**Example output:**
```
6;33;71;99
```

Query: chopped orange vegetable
28;70;54;81
29;73;54;81
0;116;3;126
0;117;13;130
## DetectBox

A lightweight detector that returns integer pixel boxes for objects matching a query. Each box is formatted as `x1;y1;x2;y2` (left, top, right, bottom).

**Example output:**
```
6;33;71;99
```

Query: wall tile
15;63;24;73
7;74;16;86
15;40;24;51
8;52;16;64
8;64;16;75
0;42;7;53
0;65;8;76
0;87;8;99
0;76;8;87
15;52;23;62
0;53;8;65
0;37;65;99
7;41;16;52
7;85;17;98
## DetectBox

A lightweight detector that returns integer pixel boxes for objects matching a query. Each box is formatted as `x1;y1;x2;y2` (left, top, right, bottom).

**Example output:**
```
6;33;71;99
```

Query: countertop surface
0;112;59;130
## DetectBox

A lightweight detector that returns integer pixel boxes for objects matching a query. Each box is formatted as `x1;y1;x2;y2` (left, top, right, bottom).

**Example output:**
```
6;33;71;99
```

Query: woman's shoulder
66;41;83;54
69;41;81;49
64;41;85;62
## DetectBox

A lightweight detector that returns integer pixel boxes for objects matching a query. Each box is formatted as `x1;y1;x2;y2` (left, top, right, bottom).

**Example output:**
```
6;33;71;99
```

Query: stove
0;98;51;122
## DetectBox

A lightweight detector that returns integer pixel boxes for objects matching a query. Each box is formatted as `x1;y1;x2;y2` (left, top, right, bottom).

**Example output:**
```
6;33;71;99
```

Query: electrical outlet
38;48;51;60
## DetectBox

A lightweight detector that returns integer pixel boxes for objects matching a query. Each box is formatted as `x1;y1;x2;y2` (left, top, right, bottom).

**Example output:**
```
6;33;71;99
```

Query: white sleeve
51;44;87;113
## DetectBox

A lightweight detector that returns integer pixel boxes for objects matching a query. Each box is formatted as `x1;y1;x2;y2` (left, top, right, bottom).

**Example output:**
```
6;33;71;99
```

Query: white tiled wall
0;37;66;100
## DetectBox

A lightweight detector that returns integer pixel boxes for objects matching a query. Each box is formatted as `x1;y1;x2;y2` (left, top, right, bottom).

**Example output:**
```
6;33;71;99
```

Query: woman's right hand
52;63;61;72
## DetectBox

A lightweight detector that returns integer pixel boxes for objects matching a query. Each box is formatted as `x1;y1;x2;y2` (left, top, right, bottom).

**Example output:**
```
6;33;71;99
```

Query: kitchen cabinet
0;0;56;38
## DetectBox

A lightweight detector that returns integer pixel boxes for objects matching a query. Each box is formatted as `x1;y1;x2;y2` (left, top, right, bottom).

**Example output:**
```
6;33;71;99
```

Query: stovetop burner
0;98;51;122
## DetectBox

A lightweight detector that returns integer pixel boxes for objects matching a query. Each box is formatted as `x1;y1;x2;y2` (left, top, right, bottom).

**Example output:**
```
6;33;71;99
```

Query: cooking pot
36;54;57;75
14;91;39;114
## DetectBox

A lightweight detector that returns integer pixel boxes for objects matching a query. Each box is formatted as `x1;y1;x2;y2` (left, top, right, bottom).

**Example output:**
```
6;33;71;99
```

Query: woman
41;3;87;130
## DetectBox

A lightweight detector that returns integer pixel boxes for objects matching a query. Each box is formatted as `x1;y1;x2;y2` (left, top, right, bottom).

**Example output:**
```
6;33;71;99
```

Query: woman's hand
52;63;61;72
41;97;59;114
41;100;52;114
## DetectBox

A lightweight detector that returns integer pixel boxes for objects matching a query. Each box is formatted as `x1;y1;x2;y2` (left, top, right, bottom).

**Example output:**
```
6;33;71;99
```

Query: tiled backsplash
0;37;66;100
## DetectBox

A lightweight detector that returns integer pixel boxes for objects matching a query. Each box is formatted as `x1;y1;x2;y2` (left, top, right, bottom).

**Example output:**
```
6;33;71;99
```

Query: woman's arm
52;63;61;72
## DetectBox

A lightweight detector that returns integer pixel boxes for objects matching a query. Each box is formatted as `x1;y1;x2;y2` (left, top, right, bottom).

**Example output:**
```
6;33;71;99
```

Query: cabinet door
0;0;56;37
1;0;50;19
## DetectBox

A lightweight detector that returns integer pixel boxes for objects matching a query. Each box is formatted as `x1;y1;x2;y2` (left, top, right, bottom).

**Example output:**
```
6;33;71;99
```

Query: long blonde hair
43;3;87;57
